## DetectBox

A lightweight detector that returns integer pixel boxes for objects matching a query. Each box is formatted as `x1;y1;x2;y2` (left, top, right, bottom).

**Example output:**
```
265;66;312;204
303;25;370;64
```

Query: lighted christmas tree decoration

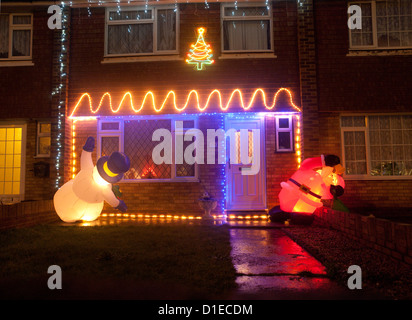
186;27;214;71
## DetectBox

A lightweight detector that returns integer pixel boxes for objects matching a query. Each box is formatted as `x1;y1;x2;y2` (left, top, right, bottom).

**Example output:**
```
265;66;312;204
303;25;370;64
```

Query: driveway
228;227;381;299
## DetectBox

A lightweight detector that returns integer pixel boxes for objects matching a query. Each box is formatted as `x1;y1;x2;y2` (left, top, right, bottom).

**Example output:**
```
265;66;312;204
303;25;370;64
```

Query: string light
52;1;69;189
69;88;301;117
295;114;302;167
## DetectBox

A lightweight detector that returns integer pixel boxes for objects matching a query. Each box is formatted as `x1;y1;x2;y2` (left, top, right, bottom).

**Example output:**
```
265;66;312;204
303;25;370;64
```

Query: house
0;0;411;220
0;1;56;205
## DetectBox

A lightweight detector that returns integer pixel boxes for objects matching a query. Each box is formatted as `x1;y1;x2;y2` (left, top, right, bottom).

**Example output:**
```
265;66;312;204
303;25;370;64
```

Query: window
105;6;178;56
0;125;26;203
36;122;51;157
0;14;33;60
349;0;412;49
275;116;294;152
341;115;412;178
97;120;122;158
221;3;273;52
97;117;198;181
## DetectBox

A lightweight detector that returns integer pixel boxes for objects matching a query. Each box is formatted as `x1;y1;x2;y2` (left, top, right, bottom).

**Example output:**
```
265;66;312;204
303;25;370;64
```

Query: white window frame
97;117;199;182
0;13;33;61
0;123;27;203
221;2;274;54
36;121;51;157
97;120;123;158
340;114;412;180
348;1;412;50
104;5;179;57
275;115;294;153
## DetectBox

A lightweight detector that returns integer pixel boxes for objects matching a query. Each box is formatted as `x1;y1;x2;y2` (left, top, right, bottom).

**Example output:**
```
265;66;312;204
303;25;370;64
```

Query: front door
225;117;266;211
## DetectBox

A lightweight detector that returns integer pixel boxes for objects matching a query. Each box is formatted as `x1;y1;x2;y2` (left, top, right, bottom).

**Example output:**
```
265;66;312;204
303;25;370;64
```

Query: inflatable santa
278;154;345;213
53;136;130;223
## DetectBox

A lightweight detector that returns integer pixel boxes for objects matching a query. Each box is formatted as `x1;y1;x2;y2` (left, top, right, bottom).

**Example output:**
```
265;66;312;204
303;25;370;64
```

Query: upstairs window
105;6;178;56
221;3;273;53
349;0;412;49
0;14;33;60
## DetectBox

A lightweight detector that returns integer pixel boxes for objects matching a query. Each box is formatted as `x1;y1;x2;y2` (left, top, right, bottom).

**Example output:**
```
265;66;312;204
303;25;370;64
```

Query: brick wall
24;121;54;200
67;2;301;116
0;7;54;119
0;200;58;230
315;207;412;266
314;1;412;210
315;0;412;112
297;0;319;158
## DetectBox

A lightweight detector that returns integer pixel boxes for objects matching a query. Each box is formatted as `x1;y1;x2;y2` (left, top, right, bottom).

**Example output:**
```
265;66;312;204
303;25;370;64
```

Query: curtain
344;131;367;175
377;0;412;47
0;15;9;58
108;24;153;54
12;30;30;57
224;20;269;51
157;9;176;51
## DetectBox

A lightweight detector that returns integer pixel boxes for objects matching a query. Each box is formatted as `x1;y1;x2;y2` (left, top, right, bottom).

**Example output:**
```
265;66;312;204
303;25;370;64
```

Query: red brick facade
1;0;411;217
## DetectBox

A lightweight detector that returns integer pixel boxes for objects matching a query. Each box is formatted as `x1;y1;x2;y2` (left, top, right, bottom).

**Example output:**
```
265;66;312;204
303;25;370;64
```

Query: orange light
69;88;301;118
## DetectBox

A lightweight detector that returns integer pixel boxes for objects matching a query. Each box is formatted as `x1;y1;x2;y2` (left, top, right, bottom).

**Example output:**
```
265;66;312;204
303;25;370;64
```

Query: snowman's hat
97;152;130;183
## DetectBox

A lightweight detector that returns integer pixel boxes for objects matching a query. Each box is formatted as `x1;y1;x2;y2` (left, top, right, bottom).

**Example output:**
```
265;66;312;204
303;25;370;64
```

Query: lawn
0;223;237;299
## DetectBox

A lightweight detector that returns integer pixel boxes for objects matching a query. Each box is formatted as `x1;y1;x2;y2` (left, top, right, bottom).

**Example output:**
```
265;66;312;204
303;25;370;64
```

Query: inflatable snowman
278;154;345;213
53;136;130;223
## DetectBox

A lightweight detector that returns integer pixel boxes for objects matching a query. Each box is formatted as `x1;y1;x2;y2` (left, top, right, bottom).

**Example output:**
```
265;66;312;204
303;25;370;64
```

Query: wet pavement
62;216;382;299
228;227;382;299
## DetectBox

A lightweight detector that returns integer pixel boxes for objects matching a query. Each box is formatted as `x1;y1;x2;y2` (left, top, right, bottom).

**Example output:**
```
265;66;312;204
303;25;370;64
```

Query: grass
0;223;237;299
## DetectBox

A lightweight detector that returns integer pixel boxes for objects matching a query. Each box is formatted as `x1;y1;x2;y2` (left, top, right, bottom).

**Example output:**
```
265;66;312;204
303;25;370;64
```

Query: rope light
69;88;301;118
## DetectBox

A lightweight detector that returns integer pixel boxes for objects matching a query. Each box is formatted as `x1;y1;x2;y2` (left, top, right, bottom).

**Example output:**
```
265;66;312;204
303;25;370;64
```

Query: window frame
340;114;412;180
36;121;51;158
104;5;179;57
275;115;294;153
220;2;274;54
0;123;27;203
97;117;199;182
97;120;124;158
348;0;412;50
0;13;33;61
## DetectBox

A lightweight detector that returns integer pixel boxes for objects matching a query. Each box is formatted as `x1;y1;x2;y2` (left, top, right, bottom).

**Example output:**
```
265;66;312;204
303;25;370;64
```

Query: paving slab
230;228;327;276
228;228;381;299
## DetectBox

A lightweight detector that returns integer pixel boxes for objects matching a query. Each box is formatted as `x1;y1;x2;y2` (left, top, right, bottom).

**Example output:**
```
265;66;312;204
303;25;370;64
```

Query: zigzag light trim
69;88;301;118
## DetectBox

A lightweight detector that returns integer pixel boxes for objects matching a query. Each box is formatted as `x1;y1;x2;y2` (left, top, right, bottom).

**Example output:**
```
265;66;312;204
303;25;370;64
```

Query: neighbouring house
0;0;411;219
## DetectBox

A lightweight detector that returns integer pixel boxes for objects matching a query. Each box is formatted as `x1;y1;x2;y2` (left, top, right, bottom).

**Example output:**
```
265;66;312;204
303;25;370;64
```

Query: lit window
0;125;25;203
275;116;294;152
105;6;178;56
221;3;273;53
341;115;412;178
37;122;51;157
0;14;33;60
349;1;412;49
